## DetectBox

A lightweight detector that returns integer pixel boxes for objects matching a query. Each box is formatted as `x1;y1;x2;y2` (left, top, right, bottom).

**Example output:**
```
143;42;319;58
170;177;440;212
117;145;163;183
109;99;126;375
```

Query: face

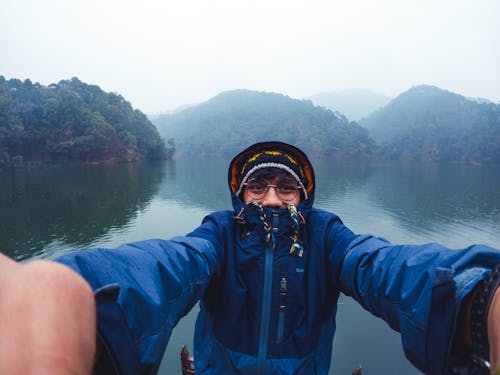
243;177;301;208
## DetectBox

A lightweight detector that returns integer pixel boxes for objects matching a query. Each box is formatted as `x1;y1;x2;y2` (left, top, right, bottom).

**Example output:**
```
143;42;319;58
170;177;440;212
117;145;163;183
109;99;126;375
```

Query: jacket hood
228;141;316;210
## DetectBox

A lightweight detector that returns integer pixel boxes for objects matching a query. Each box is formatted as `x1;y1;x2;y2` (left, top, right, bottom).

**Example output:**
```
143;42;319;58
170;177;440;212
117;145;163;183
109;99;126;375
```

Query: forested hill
152;90;378;160
0;76;169;168
360;85;500;163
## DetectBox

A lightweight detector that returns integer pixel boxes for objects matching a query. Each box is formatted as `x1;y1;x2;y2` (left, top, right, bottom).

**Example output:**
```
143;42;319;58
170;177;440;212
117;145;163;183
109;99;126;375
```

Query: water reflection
314;161;499;248
366;162;499;231
156;158;233;211
312;158;374;205
0;162;165;260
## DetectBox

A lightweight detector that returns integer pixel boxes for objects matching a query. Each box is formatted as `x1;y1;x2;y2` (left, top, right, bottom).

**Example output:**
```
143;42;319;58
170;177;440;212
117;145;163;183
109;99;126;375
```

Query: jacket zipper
257;245;274;375
277;277;287;343
257;211;278;375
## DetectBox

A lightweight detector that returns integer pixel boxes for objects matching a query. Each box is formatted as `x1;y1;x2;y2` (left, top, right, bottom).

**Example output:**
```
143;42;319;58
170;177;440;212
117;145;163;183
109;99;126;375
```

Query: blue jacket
56;163;500;375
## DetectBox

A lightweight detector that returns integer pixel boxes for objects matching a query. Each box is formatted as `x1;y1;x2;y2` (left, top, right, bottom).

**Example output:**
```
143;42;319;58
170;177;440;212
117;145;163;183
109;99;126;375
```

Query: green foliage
0;76;168;166
152;90;378;160
360;85;500;164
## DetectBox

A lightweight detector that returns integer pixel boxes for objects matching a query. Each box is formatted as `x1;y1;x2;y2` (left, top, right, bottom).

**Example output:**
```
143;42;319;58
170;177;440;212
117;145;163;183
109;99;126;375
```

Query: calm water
1;159;499;374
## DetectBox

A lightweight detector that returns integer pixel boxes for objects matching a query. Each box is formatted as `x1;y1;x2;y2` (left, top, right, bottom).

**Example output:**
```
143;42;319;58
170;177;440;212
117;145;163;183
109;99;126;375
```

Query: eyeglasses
243;182;300;201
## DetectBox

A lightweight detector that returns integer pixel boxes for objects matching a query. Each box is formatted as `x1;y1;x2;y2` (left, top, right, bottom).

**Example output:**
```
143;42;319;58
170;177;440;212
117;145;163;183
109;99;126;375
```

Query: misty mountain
152;89;378;160
308;89;391;121
360;85;500;163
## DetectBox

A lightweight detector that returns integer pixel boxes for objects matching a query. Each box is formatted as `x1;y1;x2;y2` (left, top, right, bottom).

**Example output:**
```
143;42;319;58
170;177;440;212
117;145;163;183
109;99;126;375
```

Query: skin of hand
488;288;500;375
458;282;500;375
0;253;96;375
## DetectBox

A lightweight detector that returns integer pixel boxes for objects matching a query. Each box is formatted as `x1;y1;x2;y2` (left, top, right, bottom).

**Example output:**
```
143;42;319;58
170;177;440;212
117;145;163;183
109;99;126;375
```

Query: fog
1;0;499;114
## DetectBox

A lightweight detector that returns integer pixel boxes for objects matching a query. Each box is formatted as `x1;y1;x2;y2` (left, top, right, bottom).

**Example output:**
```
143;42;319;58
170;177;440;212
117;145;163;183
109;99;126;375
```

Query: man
1;141;499;374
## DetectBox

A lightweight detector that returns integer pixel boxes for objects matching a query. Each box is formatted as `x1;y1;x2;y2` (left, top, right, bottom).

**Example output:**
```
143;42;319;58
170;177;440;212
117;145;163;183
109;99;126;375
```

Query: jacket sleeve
327;220;500;375
55;236;220;375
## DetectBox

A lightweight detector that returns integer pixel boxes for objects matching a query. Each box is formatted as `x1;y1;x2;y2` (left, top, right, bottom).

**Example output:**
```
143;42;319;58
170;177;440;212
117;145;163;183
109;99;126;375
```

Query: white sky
1;0;499;114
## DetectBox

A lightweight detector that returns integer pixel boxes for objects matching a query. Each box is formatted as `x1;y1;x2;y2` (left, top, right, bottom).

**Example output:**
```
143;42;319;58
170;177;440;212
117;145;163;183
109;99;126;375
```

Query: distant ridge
3;78;497;166
308;89;391;121
152;89;378;160
360;85;500;163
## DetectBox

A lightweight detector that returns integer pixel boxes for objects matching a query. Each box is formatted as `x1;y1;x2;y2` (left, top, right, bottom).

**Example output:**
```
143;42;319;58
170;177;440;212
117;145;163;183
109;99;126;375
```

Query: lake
0;158;498;374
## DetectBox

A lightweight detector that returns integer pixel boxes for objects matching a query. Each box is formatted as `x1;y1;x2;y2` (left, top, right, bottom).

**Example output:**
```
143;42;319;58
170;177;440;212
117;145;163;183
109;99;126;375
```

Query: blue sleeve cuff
94;284;141;375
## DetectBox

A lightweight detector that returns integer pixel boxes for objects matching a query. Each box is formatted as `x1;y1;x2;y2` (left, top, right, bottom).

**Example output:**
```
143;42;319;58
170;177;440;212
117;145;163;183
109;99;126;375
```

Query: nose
261;186;286;208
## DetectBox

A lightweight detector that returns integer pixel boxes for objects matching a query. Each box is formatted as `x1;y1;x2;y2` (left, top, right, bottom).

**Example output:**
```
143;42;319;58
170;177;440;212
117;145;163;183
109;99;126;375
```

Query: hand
0;254;96;375
488;287;500;374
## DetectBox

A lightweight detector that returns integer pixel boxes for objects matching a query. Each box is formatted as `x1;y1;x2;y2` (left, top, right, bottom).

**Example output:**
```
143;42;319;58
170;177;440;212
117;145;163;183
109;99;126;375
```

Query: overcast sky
1;0;499;114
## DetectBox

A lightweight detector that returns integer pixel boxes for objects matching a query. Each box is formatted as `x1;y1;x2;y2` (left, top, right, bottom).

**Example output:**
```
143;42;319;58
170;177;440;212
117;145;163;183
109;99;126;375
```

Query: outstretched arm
56;236;220;374
0;233;220;375
332;227;500;374
0;253;96;375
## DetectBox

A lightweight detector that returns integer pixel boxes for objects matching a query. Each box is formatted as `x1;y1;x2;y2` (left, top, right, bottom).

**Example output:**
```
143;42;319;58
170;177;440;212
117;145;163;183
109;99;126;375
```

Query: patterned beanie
235;149;309;200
